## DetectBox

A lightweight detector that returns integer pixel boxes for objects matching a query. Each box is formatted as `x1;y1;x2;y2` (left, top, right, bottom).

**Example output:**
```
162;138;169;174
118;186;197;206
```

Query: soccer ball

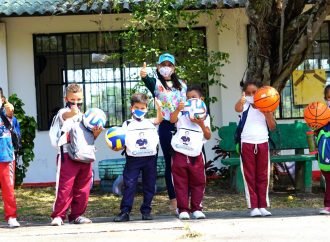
105;127;126;150
183;98;207;120
83;108;107;131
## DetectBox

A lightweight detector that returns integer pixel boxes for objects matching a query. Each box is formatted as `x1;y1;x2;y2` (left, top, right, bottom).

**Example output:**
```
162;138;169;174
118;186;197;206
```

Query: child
234;80;276;217
113;93;163;222
50;83;102;226
170;85;211;220
140;54;187;213
318;84;330;215
0;88;20;227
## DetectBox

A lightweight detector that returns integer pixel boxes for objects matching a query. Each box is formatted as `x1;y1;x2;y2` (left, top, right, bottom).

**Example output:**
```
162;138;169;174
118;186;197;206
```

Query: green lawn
0;179;324;223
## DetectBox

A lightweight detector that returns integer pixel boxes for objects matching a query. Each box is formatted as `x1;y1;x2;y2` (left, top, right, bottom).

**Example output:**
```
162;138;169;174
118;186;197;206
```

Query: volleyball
254;86;280;112
105;127;126;150
183;98;207;120
304;102;330;130
83;108;107;131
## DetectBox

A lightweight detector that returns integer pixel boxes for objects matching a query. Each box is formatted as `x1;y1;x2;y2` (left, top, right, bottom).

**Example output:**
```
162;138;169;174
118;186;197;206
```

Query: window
278;21;330;119
34;29;206;130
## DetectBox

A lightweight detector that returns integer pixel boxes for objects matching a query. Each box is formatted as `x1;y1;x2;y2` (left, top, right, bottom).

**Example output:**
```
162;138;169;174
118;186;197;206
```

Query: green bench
218;121;316;193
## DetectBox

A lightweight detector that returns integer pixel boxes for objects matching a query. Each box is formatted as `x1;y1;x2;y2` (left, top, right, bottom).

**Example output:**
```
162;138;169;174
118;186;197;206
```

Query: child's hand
140;62;147;78
176;100;185;112
92;126;104;138
190;116;205;127
70;106;79;116
240;92;246;105
155;97;162;110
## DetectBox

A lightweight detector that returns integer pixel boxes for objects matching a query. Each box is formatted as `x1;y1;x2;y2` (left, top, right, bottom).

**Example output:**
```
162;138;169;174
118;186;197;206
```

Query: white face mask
159;66;173;78
245;96;254;104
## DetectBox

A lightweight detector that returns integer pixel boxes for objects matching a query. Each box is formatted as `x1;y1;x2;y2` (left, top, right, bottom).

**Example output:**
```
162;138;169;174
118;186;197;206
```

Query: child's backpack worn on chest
171;114;205;157
125;119;159;157
67;121;96;163
49;111;62;148
317;129;330;171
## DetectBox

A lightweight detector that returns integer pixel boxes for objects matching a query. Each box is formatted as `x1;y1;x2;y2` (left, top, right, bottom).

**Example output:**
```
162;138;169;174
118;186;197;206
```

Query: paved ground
0;208;329;242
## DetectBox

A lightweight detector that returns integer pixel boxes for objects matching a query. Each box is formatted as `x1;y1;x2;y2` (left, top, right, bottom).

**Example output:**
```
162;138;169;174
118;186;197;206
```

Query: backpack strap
121;120;132;156
239;104;251;132
0;108;13;132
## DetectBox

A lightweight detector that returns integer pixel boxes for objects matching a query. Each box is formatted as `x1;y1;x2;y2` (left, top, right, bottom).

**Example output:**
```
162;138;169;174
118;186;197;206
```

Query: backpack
124;119;159;157
317;129;330;171
66;121;96;163
234;105;251;154
171;114;205;157
49;111;62;148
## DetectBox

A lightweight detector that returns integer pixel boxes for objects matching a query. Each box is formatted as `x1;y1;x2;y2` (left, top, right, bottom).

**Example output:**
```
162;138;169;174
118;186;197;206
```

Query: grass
0;178;324;223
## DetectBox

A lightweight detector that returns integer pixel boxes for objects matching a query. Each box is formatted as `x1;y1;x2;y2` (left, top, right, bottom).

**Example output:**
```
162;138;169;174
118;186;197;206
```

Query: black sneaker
142;214;153;220
113;212;130;222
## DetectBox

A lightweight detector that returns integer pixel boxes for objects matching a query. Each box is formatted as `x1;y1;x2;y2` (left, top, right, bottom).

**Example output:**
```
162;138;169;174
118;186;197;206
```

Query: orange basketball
254;86;280;112
304;102;330;130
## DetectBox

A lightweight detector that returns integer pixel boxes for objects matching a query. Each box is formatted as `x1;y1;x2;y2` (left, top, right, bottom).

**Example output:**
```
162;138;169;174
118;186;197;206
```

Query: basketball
254;86;280;112
183;98;207;120
105;127;126;150
304;102;330;130
83;108;107;131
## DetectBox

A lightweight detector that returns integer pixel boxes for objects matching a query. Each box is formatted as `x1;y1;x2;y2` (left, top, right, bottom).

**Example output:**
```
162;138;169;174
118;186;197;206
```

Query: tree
246;0;330;91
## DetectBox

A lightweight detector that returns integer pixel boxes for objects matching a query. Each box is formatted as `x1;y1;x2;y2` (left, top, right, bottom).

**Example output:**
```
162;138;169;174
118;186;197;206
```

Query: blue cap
158;53;175;65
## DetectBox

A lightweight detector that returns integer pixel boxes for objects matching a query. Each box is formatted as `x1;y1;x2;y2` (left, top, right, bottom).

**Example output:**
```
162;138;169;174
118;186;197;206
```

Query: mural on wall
292;69;326;105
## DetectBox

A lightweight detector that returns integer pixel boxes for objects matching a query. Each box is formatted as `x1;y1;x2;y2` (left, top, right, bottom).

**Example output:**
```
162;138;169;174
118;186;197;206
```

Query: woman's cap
158;53;175;65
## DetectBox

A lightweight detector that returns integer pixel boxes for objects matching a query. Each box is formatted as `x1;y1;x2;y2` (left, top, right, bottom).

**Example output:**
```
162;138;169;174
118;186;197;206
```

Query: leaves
8;94;37;186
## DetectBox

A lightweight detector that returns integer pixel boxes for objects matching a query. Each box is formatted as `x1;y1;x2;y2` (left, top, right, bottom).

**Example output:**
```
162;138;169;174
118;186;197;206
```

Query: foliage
8;94;37;186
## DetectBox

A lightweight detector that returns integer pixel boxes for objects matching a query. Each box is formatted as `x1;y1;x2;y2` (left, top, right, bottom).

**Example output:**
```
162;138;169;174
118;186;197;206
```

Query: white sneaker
319;207;330;215
178;212;190;220
8;217;20;228
51;217;64;226
71;216;92;224
250;208;262;217
259;208;272;216
192;211;206;219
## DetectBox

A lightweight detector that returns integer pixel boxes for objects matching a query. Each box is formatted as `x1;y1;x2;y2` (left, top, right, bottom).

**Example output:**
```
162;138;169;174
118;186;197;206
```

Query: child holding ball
113;93;163;222
234;80;276;217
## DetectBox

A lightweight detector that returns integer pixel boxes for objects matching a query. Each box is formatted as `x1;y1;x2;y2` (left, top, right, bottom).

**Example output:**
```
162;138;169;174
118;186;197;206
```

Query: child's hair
65;83;82;95
187;85;203;97
241;80;262;91
324;84;330;100
131;93;149;106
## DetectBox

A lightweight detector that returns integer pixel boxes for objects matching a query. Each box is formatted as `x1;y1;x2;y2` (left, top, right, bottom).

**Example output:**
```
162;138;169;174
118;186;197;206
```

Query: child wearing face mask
113;93;163;222
50;83;102;226
140;53;187;213
234;80;276;217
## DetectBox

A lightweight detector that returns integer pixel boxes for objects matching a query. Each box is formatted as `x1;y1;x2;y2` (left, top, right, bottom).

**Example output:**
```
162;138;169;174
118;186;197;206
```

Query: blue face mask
132;109;147;121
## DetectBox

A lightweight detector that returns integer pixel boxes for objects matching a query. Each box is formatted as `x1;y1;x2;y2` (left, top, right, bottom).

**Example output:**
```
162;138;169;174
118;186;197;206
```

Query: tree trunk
246;0;330;92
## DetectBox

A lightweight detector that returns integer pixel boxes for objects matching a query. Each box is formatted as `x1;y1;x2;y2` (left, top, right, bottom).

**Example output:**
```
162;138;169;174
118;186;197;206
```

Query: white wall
2;9;250;184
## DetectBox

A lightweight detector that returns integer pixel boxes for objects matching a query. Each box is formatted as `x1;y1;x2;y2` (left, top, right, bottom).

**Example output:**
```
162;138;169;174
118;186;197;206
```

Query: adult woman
140;53;187;212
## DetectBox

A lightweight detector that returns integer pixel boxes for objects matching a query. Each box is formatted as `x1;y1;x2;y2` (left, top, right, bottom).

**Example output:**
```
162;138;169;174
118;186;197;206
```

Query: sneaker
71;216;92;224
259;208;272;217
250;208;262;217
178;212;190;220
192;211;206;219
51;217;63;226
113;212;130;222
8;217;20;228
319;207;330;215
142;214;153;220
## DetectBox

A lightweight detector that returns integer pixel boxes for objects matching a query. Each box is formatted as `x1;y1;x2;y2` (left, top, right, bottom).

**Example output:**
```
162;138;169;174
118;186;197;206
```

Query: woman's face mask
245;96;254;104
132;109;147;121
159;66;173;78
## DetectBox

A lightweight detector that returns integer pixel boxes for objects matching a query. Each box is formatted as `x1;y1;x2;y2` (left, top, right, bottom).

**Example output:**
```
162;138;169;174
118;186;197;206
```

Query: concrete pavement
0;208;329;242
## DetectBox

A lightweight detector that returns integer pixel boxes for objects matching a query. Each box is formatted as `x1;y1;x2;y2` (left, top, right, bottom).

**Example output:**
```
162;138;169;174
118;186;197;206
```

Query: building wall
1;9;250;184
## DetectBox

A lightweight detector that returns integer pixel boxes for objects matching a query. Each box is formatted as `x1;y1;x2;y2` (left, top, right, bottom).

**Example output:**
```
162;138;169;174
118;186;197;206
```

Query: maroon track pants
51;153;92;222
171;151;206;213
240;142;270;209
321;170;330;207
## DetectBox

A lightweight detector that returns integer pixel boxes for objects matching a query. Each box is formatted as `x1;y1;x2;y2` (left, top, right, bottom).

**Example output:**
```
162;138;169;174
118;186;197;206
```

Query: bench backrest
218;120;310;152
